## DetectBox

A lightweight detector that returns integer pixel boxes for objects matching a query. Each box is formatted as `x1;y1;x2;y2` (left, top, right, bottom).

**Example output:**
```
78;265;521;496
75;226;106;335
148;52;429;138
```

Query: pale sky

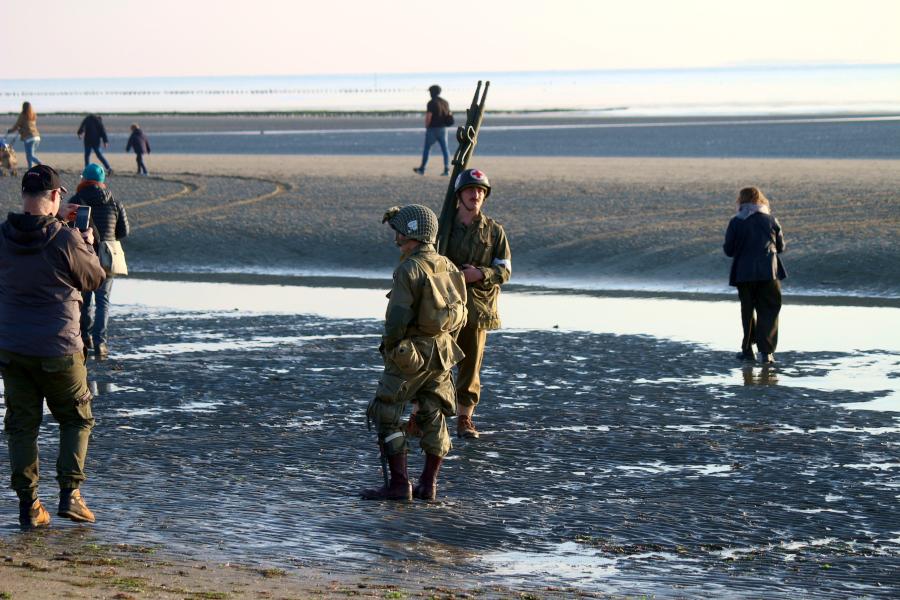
5;0;899;79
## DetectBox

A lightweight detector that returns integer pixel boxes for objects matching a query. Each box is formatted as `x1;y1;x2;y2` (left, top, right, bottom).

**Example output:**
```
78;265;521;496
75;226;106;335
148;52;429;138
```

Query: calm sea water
3;65;900;115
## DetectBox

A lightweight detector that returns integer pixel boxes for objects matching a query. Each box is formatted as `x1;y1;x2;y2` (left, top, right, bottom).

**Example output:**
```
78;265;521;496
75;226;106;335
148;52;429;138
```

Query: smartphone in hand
74;205;91;231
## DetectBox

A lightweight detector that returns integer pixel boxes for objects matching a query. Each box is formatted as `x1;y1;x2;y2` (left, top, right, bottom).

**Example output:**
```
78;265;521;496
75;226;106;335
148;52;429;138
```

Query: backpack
412;257;467;335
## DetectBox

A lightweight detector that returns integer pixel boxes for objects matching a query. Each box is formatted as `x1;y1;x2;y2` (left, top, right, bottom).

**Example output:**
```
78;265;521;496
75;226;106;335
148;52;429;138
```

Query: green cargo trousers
0;350;94;502
370;359;455;458
455;319;487;408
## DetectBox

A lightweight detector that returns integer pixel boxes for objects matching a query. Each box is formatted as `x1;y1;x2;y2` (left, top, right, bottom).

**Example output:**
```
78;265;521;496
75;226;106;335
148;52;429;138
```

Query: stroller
0;134;18;176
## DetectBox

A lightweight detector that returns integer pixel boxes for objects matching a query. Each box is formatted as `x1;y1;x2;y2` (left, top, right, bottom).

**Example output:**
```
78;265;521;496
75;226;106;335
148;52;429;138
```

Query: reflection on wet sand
1;307;894;598
742;365;779;386
2;274;898;597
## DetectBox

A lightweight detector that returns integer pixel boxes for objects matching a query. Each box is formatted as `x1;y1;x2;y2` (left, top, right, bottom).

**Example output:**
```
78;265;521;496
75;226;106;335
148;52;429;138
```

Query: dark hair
428;85;441;97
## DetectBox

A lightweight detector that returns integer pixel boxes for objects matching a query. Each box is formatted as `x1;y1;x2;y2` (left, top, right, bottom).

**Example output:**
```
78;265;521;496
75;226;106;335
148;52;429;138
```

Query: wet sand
1;306;898;598
2;152;899;299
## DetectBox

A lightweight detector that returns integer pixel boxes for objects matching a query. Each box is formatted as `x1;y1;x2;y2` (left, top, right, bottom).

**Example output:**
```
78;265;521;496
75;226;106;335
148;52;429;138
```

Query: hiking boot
58;489;96;523
736;350;755;361
413;454;444;501
457;414;480;439
758;352;776;365
19;499;51;530
95;343;109;359
361;453;412;501
412;167;425;175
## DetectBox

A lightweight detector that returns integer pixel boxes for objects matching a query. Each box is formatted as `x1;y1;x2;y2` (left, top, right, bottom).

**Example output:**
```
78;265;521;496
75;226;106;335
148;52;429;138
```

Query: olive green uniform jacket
445;213;511;330
371;243;466;457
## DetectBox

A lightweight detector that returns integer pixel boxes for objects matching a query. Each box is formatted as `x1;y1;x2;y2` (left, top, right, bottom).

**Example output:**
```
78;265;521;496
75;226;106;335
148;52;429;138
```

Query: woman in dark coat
723;187;786;365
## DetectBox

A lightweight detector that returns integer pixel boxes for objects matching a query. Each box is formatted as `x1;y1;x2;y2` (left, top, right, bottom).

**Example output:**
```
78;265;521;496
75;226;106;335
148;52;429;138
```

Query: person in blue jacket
723;186;787;365
125;123;151;175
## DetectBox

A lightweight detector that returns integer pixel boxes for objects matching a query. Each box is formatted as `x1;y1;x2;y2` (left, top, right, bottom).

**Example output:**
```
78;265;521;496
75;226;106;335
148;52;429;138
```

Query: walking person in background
413;85;453;177
6;102;41;169
125;123;151;175
70;164;130;358
0;165;106;529
77;114;112;174
723;186;787;366
444;169;511;438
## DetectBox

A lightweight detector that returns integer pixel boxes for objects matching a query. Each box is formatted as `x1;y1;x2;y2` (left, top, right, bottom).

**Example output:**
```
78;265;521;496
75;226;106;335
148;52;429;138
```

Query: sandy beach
0;150;898;598
2;152;898;299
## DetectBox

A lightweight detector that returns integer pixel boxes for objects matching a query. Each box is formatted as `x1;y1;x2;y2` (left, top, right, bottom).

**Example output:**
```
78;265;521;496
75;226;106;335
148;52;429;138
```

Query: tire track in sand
127;175;200;209
131;175;292;231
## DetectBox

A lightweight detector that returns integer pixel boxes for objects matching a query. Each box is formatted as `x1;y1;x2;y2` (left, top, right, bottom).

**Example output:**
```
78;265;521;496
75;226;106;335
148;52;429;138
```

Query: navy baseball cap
22;165;67;195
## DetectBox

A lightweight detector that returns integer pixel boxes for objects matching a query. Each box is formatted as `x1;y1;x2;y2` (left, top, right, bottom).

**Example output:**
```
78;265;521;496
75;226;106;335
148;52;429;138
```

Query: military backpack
411;256;468;336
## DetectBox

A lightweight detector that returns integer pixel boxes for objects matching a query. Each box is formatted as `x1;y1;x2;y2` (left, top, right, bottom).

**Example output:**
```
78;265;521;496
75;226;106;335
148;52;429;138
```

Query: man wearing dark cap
0;165;106;529
412;85;453;177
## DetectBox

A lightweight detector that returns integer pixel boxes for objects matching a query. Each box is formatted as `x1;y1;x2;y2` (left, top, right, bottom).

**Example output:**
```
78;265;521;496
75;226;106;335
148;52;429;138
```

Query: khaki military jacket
384;243;465;372
445;213;511;330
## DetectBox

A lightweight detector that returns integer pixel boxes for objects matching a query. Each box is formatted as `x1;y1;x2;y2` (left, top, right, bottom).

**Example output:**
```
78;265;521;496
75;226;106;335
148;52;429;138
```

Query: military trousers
0;350;94;502
371;357;455;459
455;319;488;408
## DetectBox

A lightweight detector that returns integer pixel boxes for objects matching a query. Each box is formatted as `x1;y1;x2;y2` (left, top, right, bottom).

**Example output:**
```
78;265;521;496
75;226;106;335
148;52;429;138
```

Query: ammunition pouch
388;338;424;374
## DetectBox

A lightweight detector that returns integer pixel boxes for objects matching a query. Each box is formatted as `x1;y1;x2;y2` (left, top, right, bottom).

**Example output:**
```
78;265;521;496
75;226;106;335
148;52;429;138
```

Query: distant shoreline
4;109;899;119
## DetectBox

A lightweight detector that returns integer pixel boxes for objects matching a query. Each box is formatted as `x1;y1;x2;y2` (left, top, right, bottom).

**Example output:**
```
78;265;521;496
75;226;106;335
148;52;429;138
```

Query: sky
5;0;900;79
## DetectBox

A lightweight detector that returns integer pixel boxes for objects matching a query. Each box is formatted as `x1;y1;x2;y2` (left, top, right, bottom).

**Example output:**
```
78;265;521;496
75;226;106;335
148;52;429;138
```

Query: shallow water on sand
1;279;898;597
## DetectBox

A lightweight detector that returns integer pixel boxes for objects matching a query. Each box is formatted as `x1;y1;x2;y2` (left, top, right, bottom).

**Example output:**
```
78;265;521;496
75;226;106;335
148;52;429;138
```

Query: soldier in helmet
444;168;511;438
363;204;467;501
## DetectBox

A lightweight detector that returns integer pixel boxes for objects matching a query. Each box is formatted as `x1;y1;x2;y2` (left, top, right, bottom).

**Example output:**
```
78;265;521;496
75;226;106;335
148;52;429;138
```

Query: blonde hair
21;102;36;121
738;186;770;207
130;123;139;130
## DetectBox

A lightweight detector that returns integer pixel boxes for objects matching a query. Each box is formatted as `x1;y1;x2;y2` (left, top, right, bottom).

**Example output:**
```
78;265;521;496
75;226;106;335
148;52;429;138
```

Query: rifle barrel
437;80;489;255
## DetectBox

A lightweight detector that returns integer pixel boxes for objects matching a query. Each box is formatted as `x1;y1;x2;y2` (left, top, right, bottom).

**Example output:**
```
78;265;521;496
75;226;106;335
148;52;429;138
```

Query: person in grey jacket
0;164;106;529
70;163;130;358
723;186;787;365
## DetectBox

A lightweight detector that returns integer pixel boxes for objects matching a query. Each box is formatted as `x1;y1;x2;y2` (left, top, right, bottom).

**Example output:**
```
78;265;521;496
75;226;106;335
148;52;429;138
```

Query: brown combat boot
361;453;412;501
413;454;444;501
457;414;480;439
58;489;96;523
19;499;51;529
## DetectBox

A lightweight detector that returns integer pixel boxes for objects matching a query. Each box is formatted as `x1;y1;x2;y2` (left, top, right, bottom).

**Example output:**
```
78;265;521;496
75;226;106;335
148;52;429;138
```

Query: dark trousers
737;280;782;354
135;152;147;174
83;144;111;171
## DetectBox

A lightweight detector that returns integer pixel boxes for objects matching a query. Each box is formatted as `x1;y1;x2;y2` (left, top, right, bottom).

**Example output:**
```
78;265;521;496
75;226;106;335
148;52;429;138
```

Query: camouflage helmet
382;204;439;244
454;168;491;198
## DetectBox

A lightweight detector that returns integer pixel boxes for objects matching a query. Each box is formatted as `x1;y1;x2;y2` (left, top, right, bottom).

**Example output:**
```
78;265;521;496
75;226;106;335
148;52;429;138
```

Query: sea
3;64;900;115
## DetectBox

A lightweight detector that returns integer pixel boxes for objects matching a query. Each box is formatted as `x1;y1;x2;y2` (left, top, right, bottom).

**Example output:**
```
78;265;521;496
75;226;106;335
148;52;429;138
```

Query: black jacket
126;128;151;154
723;207;787;286
77;114;108;146
70;183;130;243
0;213;105;356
